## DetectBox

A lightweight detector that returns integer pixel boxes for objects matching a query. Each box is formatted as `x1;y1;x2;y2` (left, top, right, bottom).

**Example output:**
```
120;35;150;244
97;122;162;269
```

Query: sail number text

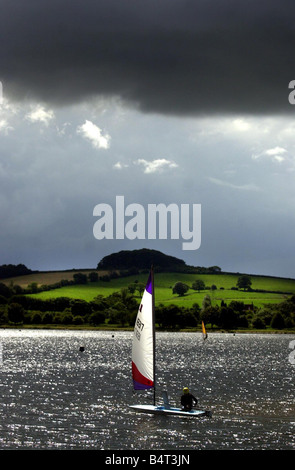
136;317;145;331
135;317;144;341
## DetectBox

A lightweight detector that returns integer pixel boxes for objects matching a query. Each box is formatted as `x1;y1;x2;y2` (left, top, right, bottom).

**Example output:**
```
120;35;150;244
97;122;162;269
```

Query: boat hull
129;404;211;417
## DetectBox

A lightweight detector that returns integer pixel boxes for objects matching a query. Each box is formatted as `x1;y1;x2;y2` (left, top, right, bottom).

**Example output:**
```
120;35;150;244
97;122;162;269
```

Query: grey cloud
1;0;295;115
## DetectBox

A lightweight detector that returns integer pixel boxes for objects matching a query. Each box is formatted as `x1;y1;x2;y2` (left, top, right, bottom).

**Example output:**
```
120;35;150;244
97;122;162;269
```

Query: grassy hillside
1;270;106;288
26;271;295;309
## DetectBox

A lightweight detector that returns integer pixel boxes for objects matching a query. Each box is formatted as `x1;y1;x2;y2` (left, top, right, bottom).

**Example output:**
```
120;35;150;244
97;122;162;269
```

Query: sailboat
129;267;211;417
202;321;208;341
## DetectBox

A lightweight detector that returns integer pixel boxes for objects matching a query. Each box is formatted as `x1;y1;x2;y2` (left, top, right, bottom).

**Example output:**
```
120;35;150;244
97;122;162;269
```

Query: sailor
181;387;198;411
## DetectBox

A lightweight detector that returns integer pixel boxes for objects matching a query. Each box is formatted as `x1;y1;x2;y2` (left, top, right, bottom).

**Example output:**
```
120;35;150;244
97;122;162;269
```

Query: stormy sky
1;0;295;277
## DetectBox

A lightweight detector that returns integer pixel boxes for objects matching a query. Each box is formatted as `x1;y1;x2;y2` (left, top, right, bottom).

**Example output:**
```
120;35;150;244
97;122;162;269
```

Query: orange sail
202;321;208;340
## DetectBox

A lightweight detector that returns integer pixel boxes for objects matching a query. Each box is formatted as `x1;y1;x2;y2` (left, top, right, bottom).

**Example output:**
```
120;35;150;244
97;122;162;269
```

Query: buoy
79;346;85;352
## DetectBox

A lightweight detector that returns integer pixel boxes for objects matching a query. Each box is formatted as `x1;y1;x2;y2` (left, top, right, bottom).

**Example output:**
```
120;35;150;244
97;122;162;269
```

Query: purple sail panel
145;272;152;295
133;380;154;390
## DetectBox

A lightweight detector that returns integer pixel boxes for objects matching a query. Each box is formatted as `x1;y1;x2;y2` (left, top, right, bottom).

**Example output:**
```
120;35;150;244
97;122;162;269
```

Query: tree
191;279;205;291
61;311;73;324
157;304;180;328
218;306;237;329
73;273;88;284
107;307;128;326
270;312;285;329
237;275;252;291
135;283;145;296
201;305;219;328
202;294;211;311
72;315;84;325
182;309;198;327
0;295;7;305
42;312;53;324
0;283;13;298
229;300;246;313
89;311;106;325
71;299;92;316
252;316;266;329
127;283;136;294
88;271;98;282
28;282;38;293
172;282;189;296
191;303;201;323
7;303;25;324
52;297;71;311
31;312;42;324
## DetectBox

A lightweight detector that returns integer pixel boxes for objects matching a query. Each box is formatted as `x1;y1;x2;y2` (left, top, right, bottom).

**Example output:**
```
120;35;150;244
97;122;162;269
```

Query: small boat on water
129;266;212;418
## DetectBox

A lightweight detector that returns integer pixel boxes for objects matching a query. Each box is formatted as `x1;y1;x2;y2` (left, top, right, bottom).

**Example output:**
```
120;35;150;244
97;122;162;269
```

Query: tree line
172;274;253;296
0;285;294;330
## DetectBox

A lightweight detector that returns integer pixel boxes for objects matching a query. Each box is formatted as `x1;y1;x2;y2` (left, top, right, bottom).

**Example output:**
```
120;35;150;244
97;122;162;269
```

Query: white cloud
272;155;286;163
113;161;129;170
77;120;110;149
0;118;14;134
135;158;178;174
208;177;261;192
56;121;71;136
232;118;252;132
25;104;55;126
264;147;287;156
252;146;287;163
265;147;287;163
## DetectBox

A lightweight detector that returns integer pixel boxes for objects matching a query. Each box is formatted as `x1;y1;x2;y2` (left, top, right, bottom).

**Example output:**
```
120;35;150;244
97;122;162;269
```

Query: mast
151;265;156;406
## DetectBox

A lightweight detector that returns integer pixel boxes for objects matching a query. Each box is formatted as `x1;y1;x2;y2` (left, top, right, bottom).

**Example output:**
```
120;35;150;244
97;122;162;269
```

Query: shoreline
0;324;294;334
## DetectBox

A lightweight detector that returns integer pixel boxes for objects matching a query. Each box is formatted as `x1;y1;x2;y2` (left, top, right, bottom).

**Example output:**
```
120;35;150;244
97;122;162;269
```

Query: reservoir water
0;329;294;450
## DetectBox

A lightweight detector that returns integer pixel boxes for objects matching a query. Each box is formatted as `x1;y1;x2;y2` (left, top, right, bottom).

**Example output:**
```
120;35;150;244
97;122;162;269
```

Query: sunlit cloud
77;119;110;149
0;118;14;134
252;146;287;163
208;177;262;192
25;104;55;126
113;161;129;170
135;158;178;174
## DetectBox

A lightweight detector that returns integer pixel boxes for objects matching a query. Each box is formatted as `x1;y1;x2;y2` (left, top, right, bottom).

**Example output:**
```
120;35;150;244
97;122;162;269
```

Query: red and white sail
132;271;154;390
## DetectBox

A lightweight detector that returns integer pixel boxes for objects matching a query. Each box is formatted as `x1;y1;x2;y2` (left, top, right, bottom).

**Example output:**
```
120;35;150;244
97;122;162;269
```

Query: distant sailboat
129;267;211;417
202;321;208;341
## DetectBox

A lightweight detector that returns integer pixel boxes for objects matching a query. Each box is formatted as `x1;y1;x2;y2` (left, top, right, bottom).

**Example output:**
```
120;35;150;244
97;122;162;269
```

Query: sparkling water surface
0;329;294;450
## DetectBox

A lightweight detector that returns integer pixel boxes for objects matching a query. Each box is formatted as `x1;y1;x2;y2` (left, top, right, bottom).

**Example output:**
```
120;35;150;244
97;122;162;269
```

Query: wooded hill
96;248;221;274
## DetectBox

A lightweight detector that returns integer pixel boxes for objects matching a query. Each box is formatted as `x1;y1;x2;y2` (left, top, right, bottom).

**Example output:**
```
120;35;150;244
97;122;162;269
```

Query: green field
27;272;295;309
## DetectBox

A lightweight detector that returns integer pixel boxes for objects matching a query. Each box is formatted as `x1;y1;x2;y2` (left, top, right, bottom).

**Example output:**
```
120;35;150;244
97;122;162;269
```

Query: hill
96;248;187;271
96;248;221;274
0;263;36;279
0;269;99;288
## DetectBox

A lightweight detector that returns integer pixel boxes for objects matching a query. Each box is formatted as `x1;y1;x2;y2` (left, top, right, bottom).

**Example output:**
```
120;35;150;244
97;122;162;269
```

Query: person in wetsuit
181;387;198;411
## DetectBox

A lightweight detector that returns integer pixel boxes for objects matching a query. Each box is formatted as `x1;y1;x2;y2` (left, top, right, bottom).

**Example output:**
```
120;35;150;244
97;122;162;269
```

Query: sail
202;321;208;340
132;271;154;390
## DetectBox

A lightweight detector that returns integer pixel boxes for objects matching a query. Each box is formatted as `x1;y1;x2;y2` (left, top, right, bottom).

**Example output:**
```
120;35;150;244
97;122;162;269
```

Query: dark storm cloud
1;0;295;115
